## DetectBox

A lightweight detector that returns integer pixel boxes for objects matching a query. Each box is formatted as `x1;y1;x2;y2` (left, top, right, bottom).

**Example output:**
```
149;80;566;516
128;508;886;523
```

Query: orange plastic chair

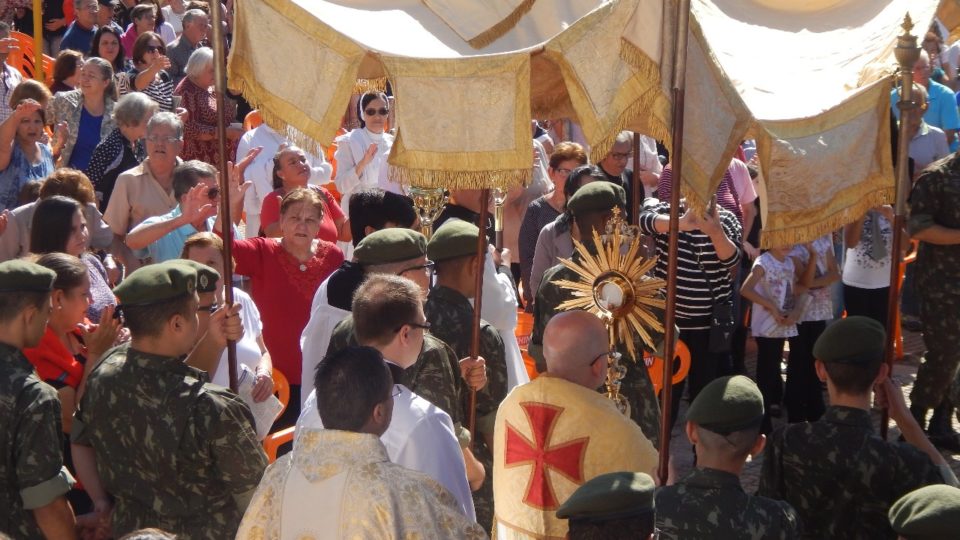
893;239;920;361
515;309;539;380
243;109;263;131
262;427;294;463
272;369;290;419
8;32;54;87
646;339;692;395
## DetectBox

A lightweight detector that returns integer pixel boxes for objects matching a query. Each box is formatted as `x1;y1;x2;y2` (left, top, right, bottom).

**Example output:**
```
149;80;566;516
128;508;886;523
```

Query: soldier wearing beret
531;181;665;447
70;261;268;539
758;316;954;539
907;151;960;452
889;484;960;540
0;260;78;539
424;219;509;533
656;375;800;539
321;228;485;438
556;471;657;540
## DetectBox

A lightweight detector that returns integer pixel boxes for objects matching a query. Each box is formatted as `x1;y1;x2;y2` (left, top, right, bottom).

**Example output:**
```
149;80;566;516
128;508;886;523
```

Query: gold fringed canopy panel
228;0;670;191
658;0;940;245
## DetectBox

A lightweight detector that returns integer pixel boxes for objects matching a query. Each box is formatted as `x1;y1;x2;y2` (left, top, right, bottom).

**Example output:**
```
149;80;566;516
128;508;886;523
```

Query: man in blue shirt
892;50;960;153
60;0;99;55
124;160;219;263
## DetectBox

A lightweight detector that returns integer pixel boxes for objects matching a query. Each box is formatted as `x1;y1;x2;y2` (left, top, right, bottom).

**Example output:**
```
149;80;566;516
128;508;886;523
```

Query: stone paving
666;328;960;491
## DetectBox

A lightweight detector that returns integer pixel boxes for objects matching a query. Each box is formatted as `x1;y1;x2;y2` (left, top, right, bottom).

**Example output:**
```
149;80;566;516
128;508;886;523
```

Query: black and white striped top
128;69;175;112
638;201;742;329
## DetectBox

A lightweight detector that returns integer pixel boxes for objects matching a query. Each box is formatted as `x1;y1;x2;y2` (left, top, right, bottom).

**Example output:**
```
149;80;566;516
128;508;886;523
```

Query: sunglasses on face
145;45;164;53
365;107;389;117
207;187;220;200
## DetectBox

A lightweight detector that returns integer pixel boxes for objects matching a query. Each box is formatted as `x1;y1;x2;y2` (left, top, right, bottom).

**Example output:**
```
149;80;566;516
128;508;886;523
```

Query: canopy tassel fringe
467;0;537;49
354;78;389;93
230;75;326;158
761;184;894;248
589;90;665;163
390;165;532;191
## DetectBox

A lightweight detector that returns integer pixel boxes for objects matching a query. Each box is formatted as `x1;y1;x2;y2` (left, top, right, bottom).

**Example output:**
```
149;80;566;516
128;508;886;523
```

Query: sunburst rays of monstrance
554;208;666;415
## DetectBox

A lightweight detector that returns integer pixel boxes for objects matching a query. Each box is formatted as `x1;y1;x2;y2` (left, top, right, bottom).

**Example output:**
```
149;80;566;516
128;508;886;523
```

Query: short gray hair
173;160;218;200
614;131;633;146
147;111;184;139
184;47;214;81
113;92;158;127
181;9;207;27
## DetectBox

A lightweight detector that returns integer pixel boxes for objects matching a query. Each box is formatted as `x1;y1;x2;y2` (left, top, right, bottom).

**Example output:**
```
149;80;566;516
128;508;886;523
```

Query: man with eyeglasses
297;274;483;521
60;0;100;56
597;131;663;221
238;345;486;539
493;310;658;540
103;112;184;271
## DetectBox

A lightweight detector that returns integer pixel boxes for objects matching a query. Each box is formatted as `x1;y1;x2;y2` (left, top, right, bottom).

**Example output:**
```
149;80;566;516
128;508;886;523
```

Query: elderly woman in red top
22;253;120;515
258;144;347;241
217;186;343;427
174;46;242;165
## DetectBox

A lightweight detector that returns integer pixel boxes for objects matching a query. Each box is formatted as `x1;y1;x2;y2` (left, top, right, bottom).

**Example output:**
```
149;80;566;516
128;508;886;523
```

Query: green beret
687;375;764;434
889;484;960;540
170;260;220;294
355;228;427;265
0;260;56;293
566;181;626;217
114;261;198;307
428;220;479;262
813;316;885;365
556;471;655;522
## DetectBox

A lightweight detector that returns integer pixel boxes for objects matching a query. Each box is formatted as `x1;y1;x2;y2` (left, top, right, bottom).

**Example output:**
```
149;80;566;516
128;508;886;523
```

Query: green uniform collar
822;405;873;430
683;467;744;491
126;347;208;382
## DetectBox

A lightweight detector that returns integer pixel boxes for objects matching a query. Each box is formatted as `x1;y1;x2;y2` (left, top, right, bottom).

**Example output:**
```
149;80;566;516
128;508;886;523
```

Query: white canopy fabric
228;0;941;245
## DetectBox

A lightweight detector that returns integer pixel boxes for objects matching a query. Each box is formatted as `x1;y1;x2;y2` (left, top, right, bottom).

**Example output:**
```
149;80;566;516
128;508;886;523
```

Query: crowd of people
2;3;960;540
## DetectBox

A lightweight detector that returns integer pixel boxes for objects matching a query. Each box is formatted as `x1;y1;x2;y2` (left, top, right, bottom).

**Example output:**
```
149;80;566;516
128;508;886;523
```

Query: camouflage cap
889;484;960;540
114;261;198;307
427;219;479;262
686;375;764;434
566;181;626;217
813;316;885;365
556;471;655;521
354;228;427;265
171;259;220;294
0;259;56;293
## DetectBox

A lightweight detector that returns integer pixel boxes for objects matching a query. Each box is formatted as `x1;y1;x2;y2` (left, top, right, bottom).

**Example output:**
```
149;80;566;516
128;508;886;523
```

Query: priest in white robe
297;274;481;520
237;345;486;540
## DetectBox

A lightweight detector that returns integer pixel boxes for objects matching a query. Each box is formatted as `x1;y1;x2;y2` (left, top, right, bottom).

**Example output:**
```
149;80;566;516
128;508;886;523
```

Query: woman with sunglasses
129;31;175;112
175;46;241;165
518;141;587;307
528;165;606;301
334;91;401;218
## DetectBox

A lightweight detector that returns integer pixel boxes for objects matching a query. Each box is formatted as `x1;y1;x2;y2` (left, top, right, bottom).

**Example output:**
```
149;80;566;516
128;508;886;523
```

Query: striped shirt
129;69;175;112
638;201;742;329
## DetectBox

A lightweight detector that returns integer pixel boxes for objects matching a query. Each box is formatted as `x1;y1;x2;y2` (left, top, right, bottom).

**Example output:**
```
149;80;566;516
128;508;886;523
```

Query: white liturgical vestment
236;429;485;539
297;384;476;521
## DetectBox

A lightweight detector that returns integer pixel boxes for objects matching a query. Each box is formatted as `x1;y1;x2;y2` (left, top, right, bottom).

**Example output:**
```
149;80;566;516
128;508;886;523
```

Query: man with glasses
297;274;482;522
597;131;663;221
238;345;486;538
60;0;100;56
103;112;184;270
493;310;658;540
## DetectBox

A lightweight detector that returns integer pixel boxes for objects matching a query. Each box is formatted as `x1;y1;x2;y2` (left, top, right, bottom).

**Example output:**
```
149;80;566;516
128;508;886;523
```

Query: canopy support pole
468;190;491;444
882;14;920;439
210;1;238;392
657;0;691;487
632;133;642;226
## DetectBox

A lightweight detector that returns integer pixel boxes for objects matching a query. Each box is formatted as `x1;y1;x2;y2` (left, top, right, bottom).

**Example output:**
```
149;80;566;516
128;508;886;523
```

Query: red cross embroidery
504;402;589;510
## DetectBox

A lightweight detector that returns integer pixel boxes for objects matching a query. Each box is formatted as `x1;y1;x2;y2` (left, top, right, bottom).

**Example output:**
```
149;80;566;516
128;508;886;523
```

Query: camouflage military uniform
757;406;944;539
0;343;74;540
425;284;508;534
656;468;800;539
908;153;960;410
530;261;663;448
71;344;268;539
327;314;465;427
